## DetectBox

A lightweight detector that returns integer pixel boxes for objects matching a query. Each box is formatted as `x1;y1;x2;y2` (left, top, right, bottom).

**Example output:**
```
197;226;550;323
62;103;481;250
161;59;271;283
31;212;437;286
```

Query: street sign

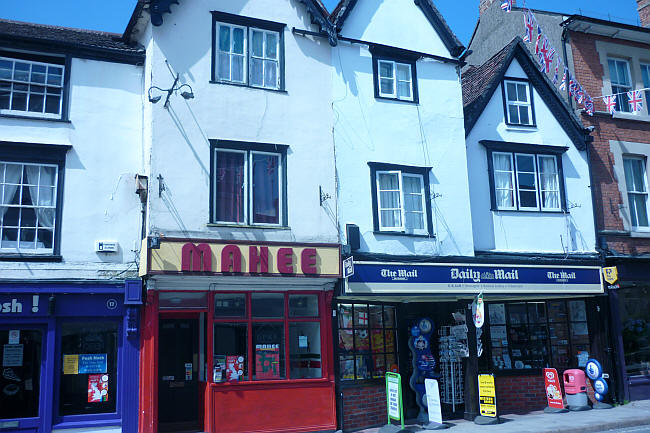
425;378;443;425
543;368;565;409
478;374;497;417
386;372;404;428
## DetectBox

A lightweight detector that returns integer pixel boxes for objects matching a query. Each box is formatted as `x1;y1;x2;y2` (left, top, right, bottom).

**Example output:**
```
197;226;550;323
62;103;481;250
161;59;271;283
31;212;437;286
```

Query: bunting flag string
501;4;647;116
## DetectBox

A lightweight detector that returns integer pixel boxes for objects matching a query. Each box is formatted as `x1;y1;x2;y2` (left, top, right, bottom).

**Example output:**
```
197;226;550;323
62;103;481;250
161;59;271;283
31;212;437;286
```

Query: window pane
617;61;630;86
253;323;285;380
28;93;44;113
354;329;370;352
0;59;11;79
378;172;399;190
508;104;519;123
219;26;231;51
405;212;424;230
265;33;278;59
396;64;410;81
381;210;401;227
372;354;386;378
232;28;244;54
379;62;393;78
213;323;247;382
251;153;280;224
250;58;263;87
519;190;537;208
251;293;284;318
289;322;321;379
0;82;9;109
159;292;208;309
506;82;517;101
31;64;46;84
263;60;278;88
397;81;411;99
11;90;27;111
59;322;118;415
518;173;536;190
215;151;245;223
518;106;530;124
44;91;61;114
380;78;394;95
527;302;546;323
338;329;353;351
355;355;371;379
217;53;230;80
232;55;244;82
384;306;396;327
214;293;246;318
386;353;397;374
631;193;649;227
13;62;29;82
517;83;528;102
289;294;319;317
338;304;353;329
568;300;587;322
369;305;383;328
548;301;568;322
608;59;618;83
508;303;527;325
354;305;369;327
0;329;42;420
47;66;63;86
251;30;263;57
516;154;535;172
339;355;354;380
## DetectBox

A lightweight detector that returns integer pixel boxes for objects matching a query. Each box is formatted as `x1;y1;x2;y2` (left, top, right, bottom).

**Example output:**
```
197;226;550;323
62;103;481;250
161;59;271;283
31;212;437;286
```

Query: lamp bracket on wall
148;73;194;108
319;186;331;206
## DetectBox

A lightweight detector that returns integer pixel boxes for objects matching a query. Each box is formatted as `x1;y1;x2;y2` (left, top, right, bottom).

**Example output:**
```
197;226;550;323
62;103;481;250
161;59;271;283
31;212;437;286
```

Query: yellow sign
63;354;79;375
141;238;341;278
478;374;497;417
603;266;618;285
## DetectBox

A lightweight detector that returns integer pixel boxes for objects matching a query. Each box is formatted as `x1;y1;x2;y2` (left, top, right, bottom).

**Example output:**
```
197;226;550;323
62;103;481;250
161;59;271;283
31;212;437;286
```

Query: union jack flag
560;68;567;91
523;12;535;43
576;86;584;104
535;27;543;55
585;97;594;116
501;0;512;12
553;61;560;84
604;95;617;114
628;89;644;112
542;41;555;74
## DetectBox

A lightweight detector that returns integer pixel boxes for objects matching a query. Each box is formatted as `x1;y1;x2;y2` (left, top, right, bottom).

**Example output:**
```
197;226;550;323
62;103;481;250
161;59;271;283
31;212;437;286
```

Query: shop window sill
613;112;650;123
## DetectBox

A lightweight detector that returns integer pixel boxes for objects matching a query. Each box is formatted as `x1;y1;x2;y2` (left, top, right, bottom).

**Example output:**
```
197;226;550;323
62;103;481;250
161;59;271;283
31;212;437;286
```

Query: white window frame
248;28;280;89
622;156;650;231
377;60;414;102
216;23;248;84
213;148;283;226
376;170;427;234
608;58;633;113
492;152;517;211
0;161;59;254
0;56;64;119
537;154;562;212
504;80;533;126
641;63;650;112
514;153;540;211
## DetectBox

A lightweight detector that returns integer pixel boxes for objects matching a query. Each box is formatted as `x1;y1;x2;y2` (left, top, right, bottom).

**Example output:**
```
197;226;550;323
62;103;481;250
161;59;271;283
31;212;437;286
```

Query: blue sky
0;0;643;45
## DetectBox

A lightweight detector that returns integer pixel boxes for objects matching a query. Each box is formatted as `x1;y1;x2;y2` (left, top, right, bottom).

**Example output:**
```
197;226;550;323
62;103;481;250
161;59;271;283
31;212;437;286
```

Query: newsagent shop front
0;280;142;433
336;261;608;431
138;238;341;433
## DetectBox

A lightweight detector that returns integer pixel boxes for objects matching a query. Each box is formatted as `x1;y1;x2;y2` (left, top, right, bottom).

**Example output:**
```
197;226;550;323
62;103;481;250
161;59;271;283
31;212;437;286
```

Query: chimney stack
480;0;516;15
639;0;650;27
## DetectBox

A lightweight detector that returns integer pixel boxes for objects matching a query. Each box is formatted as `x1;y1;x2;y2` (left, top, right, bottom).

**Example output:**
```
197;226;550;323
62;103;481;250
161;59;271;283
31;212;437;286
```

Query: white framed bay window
213;12;283;90
370;163;430;235
211;141;286;226
486;143;565;213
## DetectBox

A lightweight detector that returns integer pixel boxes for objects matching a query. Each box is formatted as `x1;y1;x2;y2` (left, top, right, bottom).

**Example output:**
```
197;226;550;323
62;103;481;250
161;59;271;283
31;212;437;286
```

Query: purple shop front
0;280;141;433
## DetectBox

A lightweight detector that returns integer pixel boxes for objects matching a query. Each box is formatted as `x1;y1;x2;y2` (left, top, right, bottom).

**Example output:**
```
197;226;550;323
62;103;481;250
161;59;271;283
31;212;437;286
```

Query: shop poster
88;374;109;403
2;344;23;367
543;368;564;409
478;374;497;417
425;378;443;425
63;354;79;375
78;354;107;374
226;355;244;381
8;330;19;345
385;372;404;428
255;344;280;379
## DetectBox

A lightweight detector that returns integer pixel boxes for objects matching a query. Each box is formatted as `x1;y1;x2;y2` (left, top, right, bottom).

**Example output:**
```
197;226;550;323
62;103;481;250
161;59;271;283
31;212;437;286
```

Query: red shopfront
138;239;341;433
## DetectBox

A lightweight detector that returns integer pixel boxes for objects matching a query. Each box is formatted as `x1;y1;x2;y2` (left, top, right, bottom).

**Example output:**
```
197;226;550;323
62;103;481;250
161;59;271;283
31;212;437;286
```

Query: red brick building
561;6;650;401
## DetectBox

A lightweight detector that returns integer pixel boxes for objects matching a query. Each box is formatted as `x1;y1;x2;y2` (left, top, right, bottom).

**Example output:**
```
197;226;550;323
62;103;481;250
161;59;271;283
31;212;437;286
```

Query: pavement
352;400;650;433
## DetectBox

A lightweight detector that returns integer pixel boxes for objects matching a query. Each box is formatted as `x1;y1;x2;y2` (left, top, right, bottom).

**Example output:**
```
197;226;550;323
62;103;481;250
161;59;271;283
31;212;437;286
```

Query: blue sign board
79;354;108;374
346;262;603;295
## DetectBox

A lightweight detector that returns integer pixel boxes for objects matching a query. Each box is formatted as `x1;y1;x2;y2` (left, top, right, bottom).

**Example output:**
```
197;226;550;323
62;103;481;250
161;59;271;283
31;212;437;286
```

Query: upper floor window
623;156;649;229
608;58;632;113
502;79;535;126
212;12;284;91
211;141;286;226
0;55;65;119
371;49;418;103
0;142;68;257
369;163;431;235
490;151;563;212
641;63;650;110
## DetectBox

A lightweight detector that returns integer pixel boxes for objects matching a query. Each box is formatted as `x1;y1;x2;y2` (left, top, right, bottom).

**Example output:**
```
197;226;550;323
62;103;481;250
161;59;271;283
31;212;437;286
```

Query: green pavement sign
385;372;404;429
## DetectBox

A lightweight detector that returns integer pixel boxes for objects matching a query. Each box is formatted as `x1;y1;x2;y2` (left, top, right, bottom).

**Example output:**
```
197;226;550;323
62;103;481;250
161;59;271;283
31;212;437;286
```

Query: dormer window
371;51;418;103
502;79;535;127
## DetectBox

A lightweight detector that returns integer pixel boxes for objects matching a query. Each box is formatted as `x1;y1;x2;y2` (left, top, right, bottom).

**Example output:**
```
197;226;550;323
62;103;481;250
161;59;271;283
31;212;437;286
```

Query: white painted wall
0;58;144;279
466;59;596;253
339;0;452;58
333;7;474;257
137;0;338;245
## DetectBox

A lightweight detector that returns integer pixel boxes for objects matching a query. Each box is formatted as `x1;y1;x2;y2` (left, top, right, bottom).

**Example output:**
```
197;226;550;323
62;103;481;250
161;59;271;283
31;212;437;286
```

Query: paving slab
354;400;650;433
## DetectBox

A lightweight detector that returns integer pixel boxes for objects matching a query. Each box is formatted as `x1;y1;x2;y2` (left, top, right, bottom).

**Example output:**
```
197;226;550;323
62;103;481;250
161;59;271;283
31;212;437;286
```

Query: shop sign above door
142;238;341;278
346;262;603;295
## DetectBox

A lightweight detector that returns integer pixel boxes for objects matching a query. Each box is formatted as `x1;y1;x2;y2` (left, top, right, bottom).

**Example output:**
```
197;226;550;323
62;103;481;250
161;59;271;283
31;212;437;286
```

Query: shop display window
618;286;650;377
337;303;397;381
212;291;323;383
0;329;42;420
59;322;118;416
486;300;591;371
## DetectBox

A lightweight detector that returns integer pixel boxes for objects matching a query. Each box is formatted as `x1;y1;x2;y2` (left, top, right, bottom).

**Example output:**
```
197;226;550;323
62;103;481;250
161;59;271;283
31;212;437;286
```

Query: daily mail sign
346;262;603;295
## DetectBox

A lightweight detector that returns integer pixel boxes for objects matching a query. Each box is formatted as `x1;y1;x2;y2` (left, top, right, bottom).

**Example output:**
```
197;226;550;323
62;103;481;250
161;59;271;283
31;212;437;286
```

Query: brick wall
569;31;650;256
495;375;546;414
341;384;386;432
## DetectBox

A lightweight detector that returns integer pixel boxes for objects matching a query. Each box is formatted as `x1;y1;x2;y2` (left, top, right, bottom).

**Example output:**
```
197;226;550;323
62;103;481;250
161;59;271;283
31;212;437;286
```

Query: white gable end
340;0;453;57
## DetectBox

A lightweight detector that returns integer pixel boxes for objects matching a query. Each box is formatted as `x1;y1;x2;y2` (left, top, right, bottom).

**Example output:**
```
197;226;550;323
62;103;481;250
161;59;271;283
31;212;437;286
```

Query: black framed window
483;141;567;213
210;140;287;226
502;78;536;127
372;52;418;103
0;142;69;257
369;162;433;236
212;11;285;91
486;299;591;372
337;303;397;381
0;50;68;120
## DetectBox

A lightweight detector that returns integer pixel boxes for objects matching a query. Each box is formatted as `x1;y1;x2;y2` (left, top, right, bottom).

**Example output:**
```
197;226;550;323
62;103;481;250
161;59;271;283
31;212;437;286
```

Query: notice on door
63;354;79;375
79;354;107;374
88;374;109;403
478;374;497;417
2;344;23;367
